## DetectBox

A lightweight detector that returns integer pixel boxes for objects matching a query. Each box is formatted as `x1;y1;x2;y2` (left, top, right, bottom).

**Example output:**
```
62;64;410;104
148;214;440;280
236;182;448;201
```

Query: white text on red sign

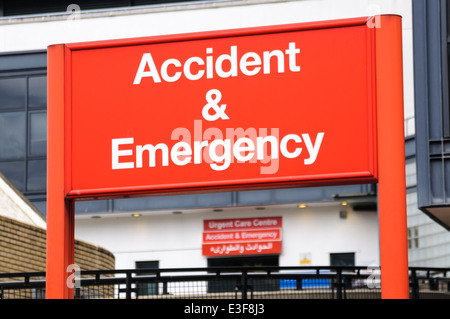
133;43;301;84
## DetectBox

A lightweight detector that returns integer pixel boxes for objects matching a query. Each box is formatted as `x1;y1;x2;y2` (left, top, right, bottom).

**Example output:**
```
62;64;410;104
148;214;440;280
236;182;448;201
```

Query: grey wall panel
413;0;450;229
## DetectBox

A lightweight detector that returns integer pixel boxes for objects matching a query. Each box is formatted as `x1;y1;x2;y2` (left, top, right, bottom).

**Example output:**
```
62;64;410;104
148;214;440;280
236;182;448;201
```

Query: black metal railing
0;266;449;299
409;267;450;299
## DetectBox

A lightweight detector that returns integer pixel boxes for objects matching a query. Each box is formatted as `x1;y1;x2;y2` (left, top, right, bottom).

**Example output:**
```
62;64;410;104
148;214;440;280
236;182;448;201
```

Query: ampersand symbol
202;89;230;121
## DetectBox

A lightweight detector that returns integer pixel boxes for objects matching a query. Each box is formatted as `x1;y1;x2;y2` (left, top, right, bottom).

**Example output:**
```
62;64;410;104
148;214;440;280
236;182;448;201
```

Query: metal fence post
410;269;418;299
126;272;132;299
241;270;247;300
336;269;342;299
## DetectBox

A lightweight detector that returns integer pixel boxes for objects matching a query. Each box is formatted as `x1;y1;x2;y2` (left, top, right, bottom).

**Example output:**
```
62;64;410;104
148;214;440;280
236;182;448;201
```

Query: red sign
59;17;377;199
47;15;410;298
202;217;282;256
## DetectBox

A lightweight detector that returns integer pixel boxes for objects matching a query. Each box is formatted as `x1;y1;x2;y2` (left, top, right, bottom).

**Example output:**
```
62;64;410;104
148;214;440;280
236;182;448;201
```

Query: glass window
136;261;159;297
0;77;26;110
407;227;420;249
330;253;355;267
0;112;26;160
28;76;47;108
27;159;46;192
0;161;25;192
30;199;46;215
29;111;47;156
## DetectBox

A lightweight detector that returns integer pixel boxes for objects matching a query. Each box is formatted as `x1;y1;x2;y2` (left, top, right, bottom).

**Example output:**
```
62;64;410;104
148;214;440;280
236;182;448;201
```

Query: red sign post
47;15;408;298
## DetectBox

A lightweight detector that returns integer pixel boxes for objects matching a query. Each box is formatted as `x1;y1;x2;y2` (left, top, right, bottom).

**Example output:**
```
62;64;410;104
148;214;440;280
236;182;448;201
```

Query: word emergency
133;42;301;84
111;131;324;171
112;89;324;172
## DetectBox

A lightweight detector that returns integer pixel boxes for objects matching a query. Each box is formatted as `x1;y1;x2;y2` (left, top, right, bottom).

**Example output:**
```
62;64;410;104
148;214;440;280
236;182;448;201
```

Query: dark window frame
206;255;280;293
0;76;27;111
135;260;160;297
0;72;47;195
329;252;355;267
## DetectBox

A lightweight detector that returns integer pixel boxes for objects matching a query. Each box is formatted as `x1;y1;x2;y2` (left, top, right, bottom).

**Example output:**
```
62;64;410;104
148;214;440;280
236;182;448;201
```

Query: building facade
0;0;449;271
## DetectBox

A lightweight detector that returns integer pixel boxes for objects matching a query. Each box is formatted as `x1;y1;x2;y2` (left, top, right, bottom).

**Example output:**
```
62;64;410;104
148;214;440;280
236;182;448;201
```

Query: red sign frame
46;15;409;299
